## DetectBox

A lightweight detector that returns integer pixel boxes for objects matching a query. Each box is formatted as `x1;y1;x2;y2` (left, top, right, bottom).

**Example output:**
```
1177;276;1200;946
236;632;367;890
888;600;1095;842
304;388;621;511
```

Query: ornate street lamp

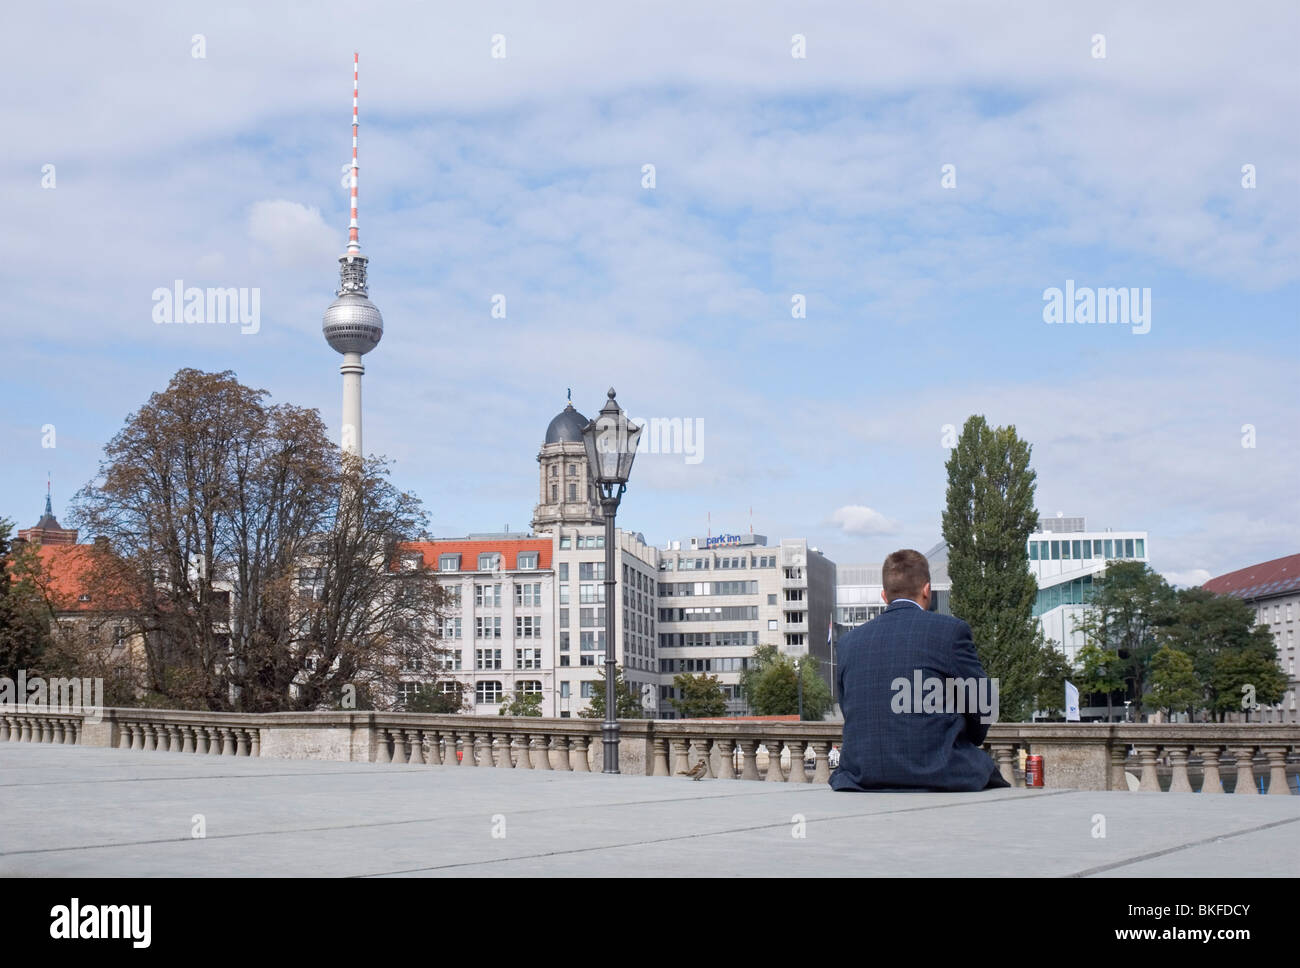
580;388;643;774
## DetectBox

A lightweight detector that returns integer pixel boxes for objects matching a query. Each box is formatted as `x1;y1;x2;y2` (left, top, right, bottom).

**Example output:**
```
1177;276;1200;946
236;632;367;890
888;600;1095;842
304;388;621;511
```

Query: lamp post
581;388;642;774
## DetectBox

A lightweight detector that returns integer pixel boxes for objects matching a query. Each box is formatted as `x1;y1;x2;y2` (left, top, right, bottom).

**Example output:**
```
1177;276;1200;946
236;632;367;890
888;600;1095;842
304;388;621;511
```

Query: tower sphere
323;289;383;355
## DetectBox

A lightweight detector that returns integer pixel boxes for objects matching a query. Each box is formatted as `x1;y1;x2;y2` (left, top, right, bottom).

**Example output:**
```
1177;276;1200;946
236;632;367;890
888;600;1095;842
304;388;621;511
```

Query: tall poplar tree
941;415;1041;721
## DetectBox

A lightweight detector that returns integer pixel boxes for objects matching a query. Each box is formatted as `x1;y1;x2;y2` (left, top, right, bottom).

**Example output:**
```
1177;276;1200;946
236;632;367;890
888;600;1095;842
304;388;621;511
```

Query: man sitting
830;549;1007;792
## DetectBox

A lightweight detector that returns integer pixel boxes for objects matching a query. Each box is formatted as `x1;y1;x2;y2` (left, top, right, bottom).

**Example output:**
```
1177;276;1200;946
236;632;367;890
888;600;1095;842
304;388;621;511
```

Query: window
476;681;502;704
475;648;502;670
515;582;542;607
581;681;597;698
551;484;558;501
438;554;460;572
475;584;502;607
443;585;462;607
567;483;577;502
568;463;577;475
560;655;570;666
560;631;570;651
579;583;605;603
442;617;462;639
559;536;571;549
1104;539;1114;559
560;681;570;698
580;654;597;666
768;619;778;630
474;617;502;639
558;562;569;581
478;553;501;572
559;584;569;605
580;607;606;627
518;679;542;696
559;607;569;627
1029;542;1039;560
1082;541;1092;560
1124;538;1134;558
580;631;605;651
439;651;462;671
516;648;542;669
518;552;539;570
1061;541;1071;561
579;562;606;580
515;616;540;639
550;465;558;478
1072;540;1081;559
1135;538;1145;558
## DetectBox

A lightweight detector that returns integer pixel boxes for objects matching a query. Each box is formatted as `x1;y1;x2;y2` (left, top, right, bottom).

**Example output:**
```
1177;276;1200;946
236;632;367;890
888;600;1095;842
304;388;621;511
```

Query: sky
5;1;1297;588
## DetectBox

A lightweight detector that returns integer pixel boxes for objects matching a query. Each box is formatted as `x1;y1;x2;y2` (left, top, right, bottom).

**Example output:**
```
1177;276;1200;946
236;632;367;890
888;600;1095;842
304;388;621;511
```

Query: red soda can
1025;754;1044;787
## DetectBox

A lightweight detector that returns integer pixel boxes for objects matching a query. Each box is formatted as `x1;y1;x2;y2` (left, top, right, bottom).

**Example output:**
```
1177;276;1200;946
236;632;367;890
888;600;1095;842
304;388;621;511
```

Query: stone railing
3;707;1298;793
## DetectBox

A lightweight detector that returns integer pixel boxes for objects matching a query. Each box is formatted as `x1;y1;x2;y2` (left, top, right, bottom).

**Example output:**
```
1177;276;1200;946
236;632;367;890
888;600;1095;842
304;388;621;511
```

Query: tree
740;646;832;720
404;682;466;714
1158;587;1275;716
1033;636;1074;719
0;519;54;680
1147;646;1201;719
941;415;1041;721
669;673;727;718
499;690;543;717
1074;561;1174;719
70;368;451;712
578;665;644;719
1073;641;1125;721
1211;645;1287;722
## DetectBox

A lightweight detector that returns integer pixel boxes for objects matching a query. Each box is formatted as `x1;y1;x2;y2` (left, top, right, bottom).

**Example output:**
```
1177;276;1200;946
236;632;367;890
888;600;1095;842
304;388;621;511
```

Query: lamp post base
602;721;621;774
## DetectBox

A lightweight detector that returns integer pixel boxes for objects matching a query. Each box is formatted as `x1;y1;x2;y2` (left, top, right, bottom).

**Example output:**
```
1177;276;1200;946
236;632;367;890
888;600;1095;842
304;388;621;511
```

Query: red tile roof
1202;553;1300;601
402;538;552;572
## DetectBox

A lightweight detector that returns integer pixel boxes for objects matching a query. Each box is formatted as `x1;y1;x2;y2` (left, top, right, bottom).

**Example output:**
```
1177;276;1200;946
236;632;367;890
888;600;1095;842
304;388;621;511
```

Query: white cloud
248;200;338;267
1162;569;1213;590
830;505;901;536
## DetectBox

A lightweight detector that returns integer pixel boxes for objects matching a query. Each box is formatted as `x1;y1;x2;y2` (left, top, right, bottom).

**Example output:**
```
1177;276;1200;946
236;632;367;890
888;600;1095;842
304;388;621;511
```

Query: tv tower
322;52;383;460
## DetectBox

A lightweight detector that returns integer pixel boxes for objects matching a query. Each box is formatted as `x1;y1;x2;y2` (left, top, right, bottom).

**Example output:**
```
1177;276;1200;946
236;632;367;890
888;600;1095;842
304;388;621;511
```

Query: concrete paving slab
1;744;1296;877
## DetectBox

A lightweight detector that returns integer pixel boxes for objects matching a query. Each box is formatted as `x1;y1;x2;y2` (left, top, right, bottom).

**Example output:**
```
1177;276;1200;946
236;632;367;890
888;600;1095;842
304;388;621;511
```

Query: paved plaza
1;743;1297;877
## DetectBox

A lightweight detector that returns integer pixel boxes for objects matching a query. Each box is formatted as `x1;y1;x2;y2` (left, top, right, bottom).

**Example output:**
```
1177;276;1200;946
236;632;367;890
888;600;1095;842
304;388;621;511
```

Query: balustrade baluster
764;739;786;782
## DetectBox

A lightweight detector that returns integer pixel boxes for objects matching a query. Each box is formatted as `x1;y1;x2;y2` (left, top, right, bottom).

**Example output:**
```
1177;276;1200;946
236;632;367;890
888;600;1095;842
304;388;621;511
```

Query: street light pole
601;491;619;773
580;388;642;775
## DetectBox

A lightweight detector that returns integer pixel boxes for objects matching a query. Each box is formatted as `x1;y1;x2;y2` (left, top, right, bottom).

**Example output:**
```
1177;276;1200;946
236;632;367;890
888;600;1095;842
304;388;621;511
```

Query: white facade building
1028;514;1149;663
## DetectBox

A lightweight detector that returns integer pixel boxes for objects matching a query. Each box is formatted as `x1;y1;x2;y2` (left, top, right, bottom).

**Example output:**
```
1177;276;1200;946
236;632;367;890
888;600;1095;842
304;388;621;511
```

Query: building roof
403;538;553;571
21;543;136;613
544;402;589;444
1202;553;1300;602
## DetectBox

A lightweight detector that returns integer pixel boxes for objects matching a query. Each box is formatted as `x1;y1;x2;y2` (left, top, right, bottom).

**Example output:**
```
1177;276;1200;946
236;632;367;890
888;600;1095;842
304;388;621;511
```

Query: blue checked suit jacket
829;599;1000;792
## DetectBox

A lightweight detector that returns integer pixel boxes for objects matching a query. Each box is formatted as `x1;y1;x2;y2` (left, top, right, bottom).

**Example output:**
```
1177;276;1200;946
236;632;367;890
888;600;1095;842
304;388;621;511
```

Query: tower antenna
348;51;360;255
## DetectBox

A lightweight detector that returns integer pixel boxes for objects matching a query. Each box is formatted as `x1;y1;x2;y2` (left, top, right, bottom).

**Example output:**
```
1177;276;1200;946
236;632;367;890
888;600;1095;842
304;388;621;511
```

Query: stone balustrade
3;707;1297;792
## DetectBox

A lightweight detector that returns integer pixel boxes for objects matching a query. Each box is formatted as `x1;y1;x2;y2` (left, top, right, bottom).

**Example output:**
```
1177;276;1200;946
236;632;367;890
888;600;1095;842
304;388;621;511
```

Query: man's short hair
882;549;930;601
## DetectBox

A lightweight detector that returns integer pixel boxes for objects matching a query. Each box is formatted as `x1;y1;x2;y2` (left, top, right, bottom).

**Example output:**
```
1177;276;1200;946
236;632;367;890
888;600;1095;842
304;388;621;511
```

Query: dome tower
531;393;603;533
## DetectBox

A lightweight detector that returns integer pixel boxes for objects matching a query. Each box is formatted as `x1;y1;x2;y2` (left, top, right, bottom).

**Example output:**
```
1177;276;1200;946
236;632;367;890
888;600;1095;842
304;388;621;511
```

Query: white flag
1064;680;1080;722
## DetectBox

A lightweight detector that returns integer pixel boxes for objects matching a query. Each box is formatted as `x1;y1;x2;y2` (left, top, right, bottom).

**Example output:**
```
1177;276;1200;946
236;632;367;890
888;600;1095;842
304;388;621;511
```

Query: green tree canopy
669;672;728;718
740;645;832;720
1211;645;1287;722
1147;646;1201;718
1074;560;1174;718
499;689;543;717
1073;641;1126;721
941;415;1042;721
579;664;645;720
